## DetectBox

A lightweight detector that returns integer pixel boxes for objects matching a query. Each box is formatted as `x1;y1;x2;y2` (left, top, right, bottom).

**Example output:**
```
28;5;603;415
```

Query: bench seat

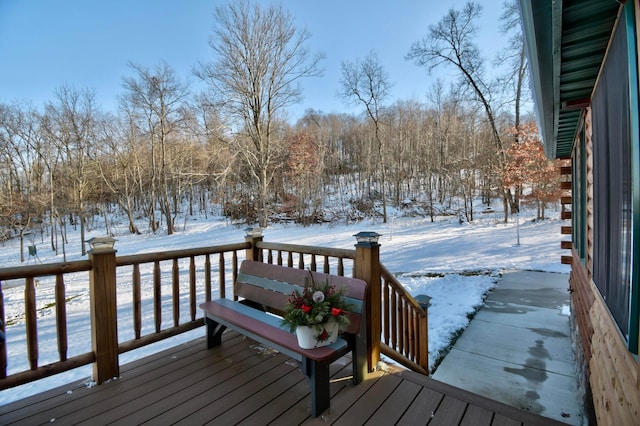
199;260;367;417
200;298;351;362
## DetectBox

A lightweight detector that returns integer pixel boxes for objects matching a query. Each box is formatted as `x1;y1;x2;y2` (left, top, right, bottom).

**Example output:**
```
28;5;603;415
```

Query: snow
0;205;570;405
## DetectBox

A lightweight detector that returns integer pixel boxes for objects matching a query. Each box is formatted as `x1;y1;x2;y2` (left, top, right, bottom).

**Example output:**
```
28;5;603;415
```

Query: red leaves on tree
502;122;563;215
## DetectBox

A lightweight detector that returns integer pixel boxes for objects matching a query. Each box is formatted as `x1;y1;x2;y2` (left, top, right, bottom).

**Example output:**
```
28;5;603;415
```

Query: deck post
353;232;381;373
244;227;263;262
88;238;119;384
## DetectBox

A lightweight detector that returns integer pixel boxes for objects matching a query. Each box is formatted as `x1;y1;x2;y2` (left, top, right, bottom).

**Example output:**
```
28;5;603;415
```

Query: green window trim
624;2;639;354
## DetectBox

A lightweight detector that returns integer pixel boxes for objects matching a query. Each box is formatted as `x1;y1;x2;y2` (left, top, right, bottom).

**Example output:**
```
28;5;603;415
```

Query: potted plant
282;272;353;349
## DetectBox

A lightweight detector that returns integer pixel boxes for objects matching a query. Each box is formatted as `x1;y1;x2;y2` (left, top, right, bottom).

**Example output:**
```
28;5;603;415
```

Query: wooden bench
199;260;368;417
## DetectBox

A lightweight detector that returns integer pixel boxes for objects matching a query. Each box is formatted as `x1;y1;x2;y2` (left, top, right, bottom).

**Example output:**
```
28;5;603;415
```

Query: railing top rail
0;243;251;279
256;241;355;259
0;260;93;281
115;242;250;266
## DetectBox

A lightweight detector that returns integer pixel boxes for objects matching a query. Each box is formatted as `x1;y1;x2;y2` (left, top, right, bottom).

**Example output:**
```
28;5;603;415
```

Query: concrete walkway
432;271;583;425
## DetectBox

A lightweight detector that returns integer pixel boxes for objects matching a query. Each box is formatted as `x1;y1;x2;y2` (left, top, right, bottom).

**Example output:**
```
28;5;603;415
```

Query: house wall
569;102;639;424
569;253;639;425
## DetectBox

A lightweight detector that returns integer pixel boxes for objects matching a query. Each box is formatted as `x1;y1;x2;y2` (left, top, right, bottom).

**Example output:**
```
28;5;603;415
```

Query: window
590;13;636;352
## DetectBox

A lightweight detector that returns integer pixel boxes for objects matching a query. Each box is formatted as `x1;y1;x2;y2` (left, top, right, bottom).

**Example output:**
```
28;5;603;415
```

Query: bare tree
497;0;528;137
406;2;514;222
42;85;100;255
95;112;142;235
190;94;237;217
0;103;48;260
338;51;393;222
195;0;323;227
121;61;190;235
496;0;529;212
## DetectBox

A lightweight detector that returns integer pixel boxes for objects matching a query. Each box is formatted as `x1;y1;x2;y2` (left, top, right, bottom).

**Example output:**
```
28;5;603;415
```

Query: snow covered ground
0;204;570;405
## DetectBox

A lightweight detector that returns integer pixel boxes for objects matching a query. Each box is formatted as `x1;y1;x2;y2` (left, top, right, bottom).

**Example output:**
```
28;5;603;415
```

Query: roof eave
519;0;557;158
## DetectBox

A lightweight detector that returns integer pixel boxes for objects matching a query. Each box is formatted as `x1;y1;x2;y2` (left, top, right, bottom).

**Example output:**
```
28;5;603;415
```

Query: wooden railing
0;233;428;393
380;265;429;374
0;260;94;389
256;238;428;373
0;242;248;390
255;240;355;276
114;243;248;354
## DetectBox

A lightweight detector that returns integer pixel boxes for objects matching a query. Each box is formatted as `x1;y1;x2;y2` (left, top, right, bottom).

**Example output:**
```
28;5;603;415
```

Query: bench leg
205;316;227;348
351;332;368;384
302;358;330;417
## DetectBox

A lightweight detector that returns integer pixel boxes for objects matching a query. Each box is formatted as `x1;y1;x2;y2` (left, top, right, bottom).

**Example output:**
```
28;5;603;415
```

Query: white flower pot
295;321;339;349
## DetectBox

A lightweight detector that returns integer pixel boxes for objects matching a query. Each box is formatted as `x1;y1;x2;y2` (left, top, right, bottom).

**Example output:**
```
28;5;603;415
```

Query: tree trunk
260;166;269;228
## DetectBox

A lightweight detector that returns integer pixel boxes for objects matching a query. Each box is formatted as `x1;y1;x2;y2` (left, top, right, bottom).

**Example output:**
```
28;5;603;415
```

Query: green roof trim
519;0;620;159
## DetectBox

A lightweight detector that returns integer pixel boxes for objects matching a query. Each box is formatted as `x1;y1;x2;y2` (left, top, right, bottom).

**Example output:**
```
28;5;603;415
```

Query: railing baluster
172;259;180;327
1;281;7;379
411;309;418;360
391;288;397;349
232;250;238;300
55;274;67;361
311;254;317;271
419;308;428;370
133;263;141;339
338;258;344;276
218;253;225;299
405;300;411;356
298;252;304;269
277;250;283;266
267;249;273;264
190;256;196;321
404;300;410;356
398;295;405;355
205;254;211;302
383;278;390;345
154;261;162;333
405;308;410;357
398;295;406;355
323;256;330;273
25;277;38;370
287;252;293;267
407;308;413;358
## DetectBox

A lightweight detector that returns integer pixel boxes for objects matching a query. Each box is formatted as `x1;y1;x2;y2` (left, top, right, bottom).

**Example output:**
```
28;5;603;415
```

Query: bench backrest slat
235;260;367;335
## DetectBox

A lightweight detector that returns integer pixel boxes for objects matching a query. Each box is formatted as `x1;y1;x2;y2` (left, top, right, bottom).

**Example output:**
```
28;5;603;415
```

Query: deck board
0;331;569;426
88;341;254;424
459;404;495;426
396;386;445;424
491;414;524;426
364;379;424;426
332;372;403;425
429;395;468;425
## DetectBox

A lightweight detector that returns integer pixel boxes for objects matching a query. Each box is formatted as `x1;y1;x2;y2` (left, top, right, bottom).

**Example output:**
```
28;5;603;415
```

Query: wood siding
570;252;639;424
568;100;639;425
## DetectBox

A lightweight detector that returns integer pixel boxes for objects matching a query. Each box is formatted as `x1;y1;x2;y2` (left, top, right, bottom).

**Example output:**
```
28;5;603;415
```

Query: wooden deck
0;331;567;425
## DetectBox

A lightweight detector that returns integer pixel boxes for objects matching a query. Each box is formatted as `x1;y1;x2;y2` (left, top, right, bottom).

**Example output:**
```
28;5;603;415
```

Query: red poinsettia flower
331;307;342;316
301;304;312;314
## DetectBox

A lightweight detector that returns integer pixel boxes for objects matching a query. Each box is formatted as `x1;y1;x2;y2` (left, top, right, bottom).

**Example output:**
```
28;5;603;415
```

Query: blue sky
0;0;508;120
